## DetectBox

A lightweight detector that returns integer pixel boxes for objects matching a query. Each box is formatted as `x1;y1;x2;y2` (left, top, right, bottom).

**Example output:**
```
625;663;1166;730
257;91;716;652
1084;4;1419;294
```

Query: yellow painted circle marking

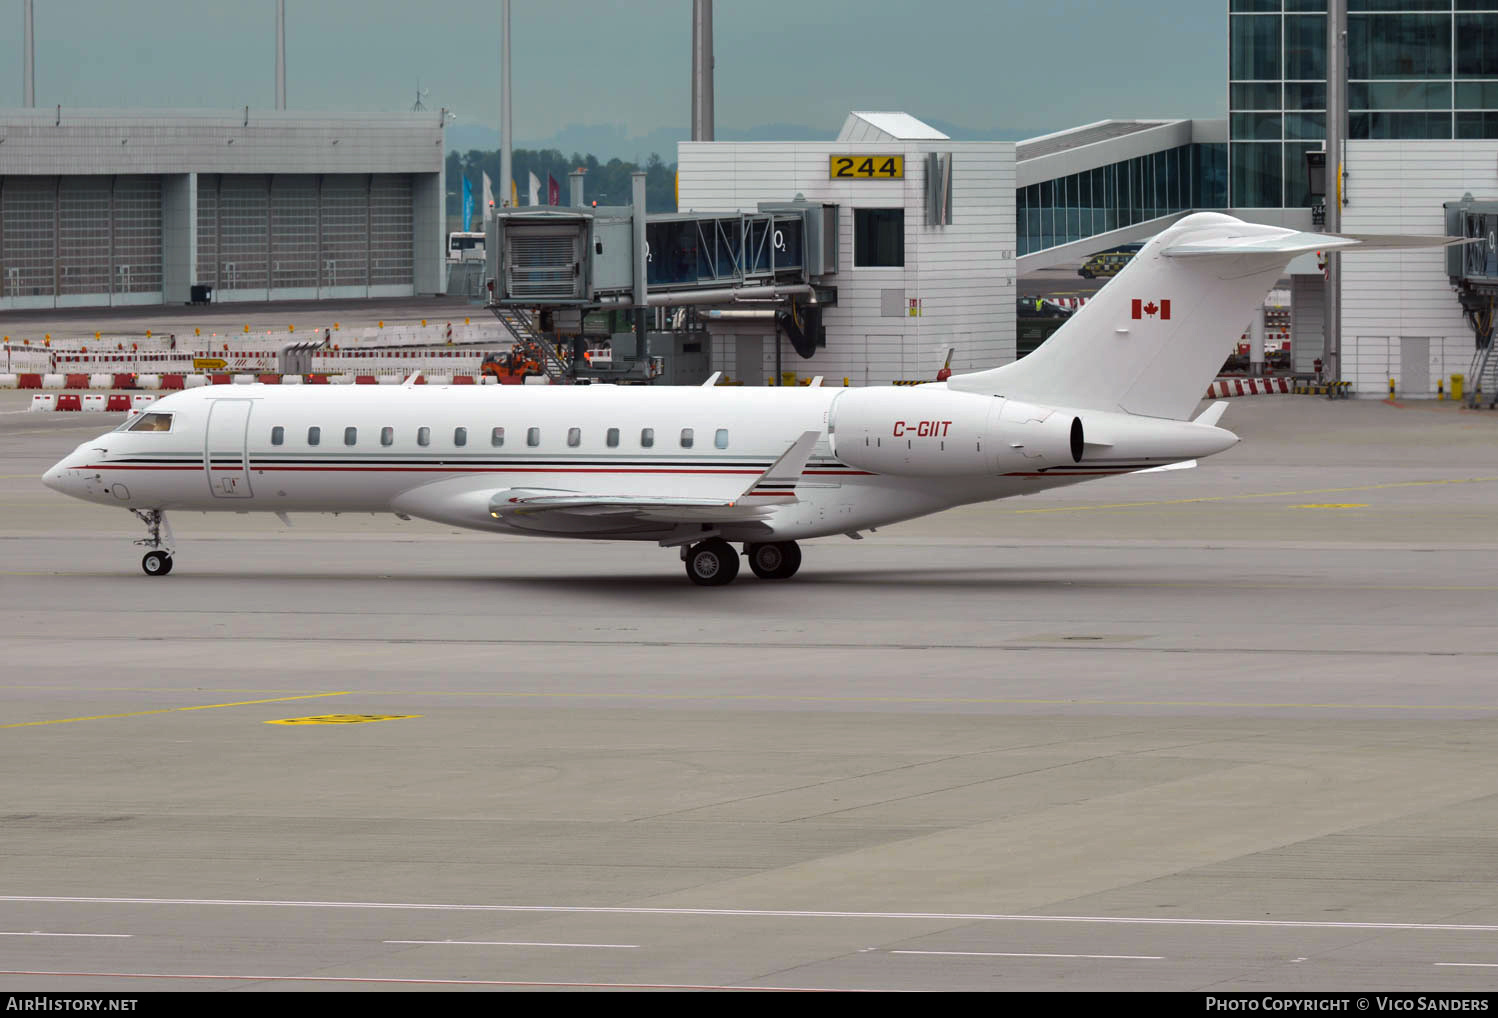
1291;503;1370;509
266;714;421;726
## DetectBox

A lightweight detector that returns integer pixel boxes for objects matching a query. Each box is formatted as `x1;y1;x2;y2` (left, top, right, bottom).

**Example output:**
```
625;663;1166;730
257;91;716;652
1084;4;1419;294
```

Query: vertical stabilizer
949;213;1405;420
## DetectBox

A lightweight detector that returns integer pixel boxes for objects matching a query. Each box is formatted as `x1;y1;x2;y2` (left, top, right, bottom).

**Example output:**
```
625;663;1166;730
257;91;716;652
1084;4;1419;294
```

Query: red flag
1131;299;1171;320
547;174;560;206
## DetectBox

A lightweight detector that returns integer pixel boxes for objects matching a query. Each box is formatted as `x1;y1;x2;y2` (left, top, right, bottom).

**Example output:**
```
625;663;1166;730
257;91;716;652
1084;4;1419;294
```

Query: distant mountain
445;118;1038;161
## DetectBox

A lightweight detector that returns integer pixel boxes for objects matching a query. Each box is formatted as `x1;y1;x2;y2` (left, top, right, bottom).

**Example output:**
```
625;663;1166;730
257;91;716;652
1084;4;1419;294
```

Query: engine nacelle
989;398;1084;472
828;388;1082;476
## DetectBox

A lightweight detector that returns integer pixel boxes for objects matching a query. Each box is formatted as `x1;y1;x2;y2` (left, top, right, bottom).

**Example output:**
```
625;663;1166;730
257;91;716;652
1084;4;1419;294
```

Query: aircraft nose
42;459;68;493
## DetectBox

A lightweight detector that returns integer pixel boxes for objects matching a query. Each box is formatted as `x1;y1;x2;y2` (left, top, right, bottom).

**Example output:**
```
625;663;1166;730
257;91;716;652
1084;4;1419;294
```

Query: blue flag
462;177;473;232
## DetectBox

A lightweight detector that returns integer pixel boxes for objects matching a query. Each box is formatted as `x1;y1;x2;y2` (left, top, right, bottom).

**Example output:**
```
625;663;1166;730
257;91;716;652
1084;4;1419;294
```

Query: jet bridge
487;200;837;307
1444;195;1498;407
485;190;839;380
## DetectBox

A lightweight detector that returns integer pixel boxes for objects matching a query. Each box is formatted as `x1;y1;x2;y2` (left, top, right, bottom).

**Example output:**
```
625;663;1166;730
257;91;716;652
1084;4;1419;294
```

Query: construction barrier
55;393;82;411
29;393;56;411
1204;377;1292;398
81;393;107;412
105;394;132;411
131;394;156;409
0;374;15;389
42;374;65;389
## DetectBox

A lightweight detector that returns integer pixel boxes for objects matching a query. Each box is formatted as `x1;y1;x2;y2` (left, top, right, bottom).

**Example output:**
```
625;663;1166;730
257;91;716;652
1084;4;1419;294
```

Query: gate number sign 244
829;155;904;179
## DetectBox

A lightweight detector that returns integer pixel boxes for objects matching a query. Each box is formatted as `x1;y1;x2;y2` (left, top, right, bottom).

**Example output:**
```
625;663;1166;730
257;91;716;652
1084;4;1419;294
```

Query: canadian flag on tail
1131;298;1171;320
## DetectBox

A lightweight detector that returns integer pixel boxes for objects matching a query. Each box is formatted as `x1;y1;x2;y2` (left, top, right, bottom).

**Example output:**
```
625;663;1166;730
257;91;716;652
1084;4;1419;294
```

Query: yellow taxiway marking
266;714;419;726
1292;503;1370;509
1012;476;1498;514
1;692;350;729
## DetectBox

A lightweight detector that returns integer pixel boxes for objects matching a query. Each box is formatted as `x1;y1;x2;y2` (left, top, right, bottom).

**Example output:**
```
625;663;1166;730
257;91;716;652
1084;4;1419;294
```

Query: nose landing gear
132;509;175;576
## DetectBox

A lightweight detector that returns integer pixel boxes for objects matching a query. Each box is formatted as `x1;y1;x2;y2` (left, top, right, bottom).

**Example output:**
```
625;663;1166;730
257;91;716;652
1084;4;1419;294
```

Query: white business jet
42;213;1464;585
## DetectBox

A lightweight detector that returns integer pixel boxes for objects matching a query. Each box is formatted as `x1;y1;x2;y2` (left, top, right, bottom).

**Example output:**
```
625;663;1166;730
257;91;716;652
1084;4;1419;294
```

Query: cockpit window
127;412;173;432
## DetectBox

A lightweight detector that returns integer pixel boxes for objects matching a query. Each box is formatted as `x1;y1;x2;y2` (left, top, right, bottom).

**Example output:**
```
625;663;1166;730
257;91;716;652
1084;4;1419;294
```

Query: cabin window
567;427;581;447
454;427;467;447
344;427;357;446
417;427;431;447
127;412;173;433
307;426;321;446
381;427;394;447
491;426;505;447
527;427;541;447
270;426;284;446
680;428;694;449
606;427;619;448
641;427;654;448
715;428;729;449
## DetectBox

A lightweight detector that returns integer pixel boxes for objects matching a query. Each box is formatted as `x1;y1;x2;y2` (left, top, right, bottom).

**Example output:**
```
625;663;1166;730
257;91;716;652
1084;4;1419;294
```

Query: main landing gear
683;539;801;586
132;509;175;576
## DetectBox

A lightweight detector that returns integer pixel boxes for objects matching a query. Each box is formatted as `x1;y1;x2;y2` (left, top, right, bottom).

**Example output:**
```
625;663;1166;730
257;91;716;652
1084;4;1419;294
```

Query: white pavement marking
5;896;1497;933
890;950;1162;960
384;940;639;949
1435;962;1498;968
0;932;131;938
0;970;864;992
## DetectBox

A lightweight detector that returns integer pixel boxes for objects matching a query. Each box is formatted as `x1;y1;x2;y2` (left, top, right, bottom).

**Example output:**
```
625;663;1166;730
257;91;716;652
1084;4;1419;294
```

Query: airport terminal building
0;108;446;311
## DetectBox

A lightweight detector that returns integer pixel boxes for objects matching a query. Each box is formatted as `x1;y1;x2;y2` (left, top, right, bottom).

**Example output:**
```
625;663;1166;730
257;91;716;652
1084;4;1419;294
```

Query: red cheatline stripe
84;465;877;477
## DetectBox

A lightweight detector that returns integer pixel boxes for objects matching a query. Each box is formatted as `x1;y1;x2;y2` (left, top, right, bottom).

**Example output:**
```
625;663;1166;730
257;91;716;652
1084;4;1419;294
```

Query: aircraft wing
488;430;822;525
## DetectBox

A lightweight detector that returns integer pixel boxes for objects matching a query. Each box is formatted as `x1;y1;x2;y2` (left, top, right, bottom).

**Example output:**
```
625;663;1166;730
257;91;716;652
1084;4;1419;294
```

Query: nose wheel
142;550;173;576
132;509;176;577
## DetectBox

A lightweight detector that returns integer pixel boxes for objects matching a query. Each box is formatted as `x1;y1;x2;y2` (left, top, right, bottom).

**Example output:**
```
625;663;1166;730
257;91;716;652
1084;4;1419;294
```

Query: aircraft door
205;399;254;499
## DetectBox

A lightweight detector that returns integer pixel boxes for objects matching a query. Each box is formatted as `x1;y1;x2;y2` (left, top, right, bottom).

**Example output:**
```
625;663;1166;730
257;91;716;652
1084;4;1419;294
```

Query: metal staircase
489;306;570;381
1467;340;1498;408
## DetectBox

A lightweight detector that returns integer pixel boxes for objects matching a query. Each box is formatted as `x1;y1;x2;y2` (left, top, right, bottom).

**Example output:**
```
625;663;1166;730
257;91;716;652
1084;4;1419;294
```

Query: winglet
402;371;423;388
702;371;722;387
740;430;821;501
1194;400;1229;428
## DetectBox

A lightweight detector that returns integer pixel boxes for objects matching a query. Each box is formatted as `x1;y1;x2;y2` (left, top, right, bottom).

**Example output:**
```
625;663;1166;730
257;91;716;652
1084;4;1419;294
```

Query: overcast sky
20;1;1226;143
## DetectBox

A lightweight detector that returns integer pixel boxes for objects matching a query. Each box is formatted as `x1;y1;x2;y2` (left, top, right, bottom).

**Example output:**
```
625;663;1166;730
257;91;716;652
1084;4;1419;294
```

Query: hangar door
197;174;413;300
1;175;162;308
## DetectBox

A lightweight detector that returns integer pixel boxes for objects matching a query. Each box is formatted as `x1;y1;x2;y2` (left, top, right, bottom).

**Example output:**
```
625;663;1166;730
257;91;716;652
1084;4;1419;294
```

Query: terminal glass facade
1017;143;1226;256
1229;0;1498;207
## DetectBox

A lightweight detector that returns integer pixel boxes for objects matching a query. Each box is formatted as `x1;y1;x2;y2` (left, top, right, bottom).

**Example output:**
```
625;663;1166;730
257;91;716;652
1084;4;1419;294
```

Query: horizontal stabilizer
1165;232;1473;258
1193;400;1230;428
1134;459;1197;473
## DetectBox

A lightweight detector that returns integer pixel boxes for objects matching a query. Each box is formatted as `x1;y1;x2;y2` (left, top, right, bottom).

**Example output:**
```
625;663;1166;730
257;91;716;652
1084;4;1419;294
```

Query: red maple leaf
1143;301;1159;317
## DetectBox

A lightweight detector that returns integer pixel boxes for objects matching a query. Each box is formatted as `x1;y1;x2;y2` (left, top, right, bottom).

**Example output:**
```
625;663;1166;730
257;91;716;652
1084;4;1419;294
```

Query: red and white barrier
29;393;56;411
1205;377;1291;398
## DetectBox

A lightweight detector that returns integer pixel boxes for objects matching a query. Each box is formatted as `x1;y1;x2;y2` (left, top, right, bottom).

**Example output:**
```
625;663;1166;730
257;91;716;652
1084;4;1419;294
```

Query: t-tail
950;211;1471;420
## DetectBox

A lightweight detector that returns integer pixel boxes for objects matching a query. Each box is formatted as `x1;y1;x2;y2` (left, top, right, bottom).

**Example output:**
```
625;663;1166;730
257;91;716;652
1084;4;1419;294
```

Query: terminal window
854;209;904;267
